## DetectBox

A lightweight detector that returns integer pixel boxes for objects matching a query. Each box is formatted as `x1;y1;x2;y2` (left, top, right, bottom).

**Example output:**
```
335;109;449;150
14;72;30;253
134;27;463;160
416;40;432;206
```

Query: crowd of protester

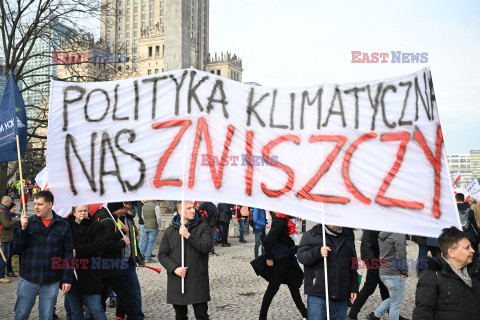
1;188;479;320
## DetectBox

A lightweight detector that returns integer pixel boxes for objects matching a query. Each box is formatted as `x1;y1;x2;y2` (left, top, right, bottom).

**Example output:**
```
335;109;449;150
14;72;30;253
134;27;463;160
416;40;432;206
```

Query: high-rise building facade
101;0;209;73
470;149;480;178
22;22;70;127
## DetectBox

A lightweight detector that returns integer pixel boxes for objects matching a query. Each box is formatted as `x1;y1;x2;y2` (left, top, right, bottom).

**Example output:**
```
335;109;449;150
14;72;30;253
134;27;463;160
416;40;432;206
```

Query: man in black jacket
158;200;213;319
412;226;480;320
297;224;359;320
96;202;137;320
348;230;389;320
217;203;234;247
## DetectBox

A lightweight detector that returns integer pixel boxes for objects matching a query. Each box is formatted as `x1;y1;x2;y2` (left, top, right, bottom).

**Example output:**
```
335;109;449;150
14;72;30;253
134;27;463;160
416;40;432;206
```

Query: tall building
22;21;71;126
470;149;480;178
101;0;242;81
446;153;474;187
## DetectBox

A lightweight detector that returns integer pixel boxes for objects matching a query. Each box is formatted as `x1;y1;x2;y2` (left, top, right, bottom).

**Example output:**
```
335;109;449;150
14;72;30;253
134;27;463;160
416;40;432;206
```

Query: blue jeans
214;227;220;241
0;241;11;278
238;219;246;241
138;224;146;254
121;261;144;320
375;275;406;320
67;281;107;320
254;229;266;258
139;228;159;260
14;278;59;320
307;296;347;320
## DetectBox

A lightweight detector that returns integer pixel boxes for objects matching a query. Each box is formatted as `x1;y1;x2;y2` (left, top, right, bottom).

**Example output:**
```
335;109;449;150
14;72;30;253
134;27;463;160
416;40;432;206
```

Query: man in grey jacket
139;200;161;262
367;232;408;320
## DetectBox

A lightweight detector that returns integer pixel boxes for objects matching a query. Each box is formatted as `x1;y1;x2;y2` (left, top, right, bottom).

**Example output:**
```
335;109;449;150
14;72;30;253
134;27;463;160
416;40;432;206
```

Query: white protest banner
46;68;459;237
465;179;480;201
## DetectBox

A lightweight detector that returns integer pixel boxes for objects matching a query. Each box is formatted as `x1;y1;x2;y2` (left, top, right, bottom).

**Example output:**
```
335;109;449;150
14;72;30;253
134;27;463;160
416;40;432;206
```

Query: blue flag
0;72;28;162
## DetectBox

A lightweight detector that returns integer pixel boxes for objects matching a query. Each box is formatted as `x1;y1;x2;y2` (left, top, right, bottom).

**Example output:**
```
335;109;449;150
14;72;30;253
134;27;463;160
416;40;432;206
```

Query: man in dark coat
413;226;480;320
96;202;137;320
158;200;213;319
297;224;359;320
217;203;234;247
457;193;480;252
65;205;106;320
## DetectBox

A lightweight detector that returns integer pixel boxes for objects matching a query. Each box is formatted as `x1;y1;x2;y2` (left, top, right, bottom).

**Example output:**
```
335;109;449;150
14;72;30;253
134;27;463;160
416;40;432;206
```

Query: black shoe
53;313;59;320
399;316;410;320
7;272;17;277
221;243;231;247
366;312;380;320
151;254;156;257
239;239;247;243
109;299;116;308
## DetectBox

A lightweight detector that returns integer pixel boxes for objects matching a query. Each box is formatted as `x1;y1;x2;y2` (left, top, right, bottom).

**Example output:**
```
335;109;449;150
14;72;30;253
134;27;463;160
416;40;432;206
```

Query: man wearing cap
95;202;137;320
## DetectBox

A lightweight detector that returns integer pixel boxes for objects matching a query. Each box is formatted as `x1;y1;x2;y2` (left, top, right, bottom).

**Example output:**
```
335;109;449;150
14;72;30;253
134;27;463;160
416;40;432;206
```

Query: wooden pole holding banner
180;135;188;294
16;135;27;218
320;137;331;320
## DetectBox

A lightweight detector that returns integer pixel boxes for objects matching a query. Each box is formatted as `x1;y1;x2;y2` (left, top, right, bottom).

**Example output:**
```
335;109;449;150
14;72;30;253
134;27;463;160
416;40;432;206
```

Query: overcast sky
209;0;480;155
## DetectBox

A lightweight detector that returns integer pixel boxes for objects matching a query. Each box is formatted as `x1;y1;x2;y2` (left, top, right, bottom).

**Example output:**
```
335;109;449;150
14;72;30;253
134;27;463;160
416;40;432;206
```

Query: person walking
252;207;268;258
298;224;358;320
367;232;408;320
258;212;307;320
65;205;107;320
234;205;247;243
13;190;73;320
0;196;20;283
139;200;161;263
158;201;213;319
348;229;389;320
96;202;138;320
218;203;234;247
412;226;480;319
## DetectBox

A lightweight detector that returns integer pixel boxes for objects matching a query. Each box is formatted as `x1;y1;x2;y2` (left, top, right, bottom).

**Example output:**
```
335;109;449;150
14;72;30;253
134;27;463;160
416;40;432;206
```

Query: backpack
459;208;471;232
248;209;255;229
198;203;210;225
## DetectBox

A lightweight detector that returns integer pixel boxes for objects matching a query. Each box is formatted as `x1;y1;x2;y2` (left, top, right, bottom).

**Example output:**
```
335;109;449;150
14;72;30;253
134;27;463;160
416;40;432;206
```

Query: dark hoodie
413;255;480;320
158;212;213;305
66;214;105;295
378;232;408;276
458;202;480;251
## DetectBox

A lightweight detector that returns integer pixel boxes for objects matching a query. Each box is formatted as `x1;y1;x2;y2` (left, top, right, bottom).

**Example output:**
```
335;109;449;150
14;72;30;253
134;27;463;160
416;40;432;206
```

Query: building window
107;26;111;31
126;65;130;70
160;1;164;7
142;5;145;11
107;10;111;15
142;22;146;27
134;31;138;37
150;12;153;18
119;1;123;6
127;8;130;13
127;24;130;29
134;39;138;44
155;45;159;56
148;46;152;57
134;15;138;20
134;23;138;28
150;21;153;26
134;47;138;53
118;26;121;31
134;64;138;70
135;0;138;3
106;34;110;40
142;13;146;19
119;34;123;38
126;32;130;37
126;16;130;21
135;6;138;12
127;0;130;4
126;40;130;45
148;70;152;75
133;56;137;62
150;4;154;10
155;69;159;73
118;41;122;46
217;70;220;75
160;10;164;15
119;17;123;23
107;18;111;23
160;18;164;24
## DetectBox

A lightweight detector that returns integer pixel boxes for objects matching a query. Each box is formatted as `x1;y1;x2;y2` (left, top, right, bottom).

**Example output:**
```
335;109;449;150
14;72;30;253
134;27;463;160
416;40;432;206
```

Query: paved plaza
0;218;421;319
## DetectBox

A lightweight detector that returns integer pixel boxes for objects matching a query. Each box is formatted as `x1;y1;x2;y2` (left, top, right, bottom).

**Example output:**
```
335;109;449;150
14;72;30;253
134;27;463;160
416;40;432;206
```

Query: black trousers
101;275;137;320
259;258;307;320
173;302;209;320
219;221;230;244
349;262;389;318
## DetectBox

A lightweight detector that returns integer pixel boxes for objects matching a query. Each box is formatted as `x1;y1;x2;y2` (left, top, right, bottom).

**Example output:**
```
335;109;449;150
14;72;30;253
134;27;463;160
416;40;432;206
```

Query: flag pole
16;135;27;218
180;134;188;295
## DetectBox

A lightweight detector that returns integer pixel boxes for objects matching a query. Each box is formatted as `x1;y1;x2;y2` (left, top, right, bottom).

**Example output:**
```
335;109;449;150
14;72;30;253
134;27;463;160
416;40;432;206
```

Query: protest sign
466;179;480;201
46;67;459;237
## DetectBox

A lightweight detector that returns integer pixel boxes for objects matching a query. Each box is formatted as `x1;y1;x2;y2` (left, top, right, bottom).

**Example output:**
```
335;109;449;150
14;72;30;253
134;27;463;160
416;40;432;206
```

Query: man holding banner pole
158;200;213;319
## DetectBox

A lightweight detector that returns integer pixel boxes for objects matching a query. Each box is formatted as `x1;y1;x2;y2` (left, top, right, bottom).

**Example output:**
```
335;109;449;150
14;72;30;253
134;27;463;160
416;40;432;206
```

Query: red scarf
274;212;297;237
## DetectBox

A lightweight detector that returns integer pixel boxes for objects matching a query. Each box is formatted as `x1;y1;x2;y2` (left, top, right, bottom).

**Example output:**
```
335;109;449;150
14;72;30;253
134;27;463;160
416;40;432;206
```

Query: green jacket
143;201;161;229
0;204;20;242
